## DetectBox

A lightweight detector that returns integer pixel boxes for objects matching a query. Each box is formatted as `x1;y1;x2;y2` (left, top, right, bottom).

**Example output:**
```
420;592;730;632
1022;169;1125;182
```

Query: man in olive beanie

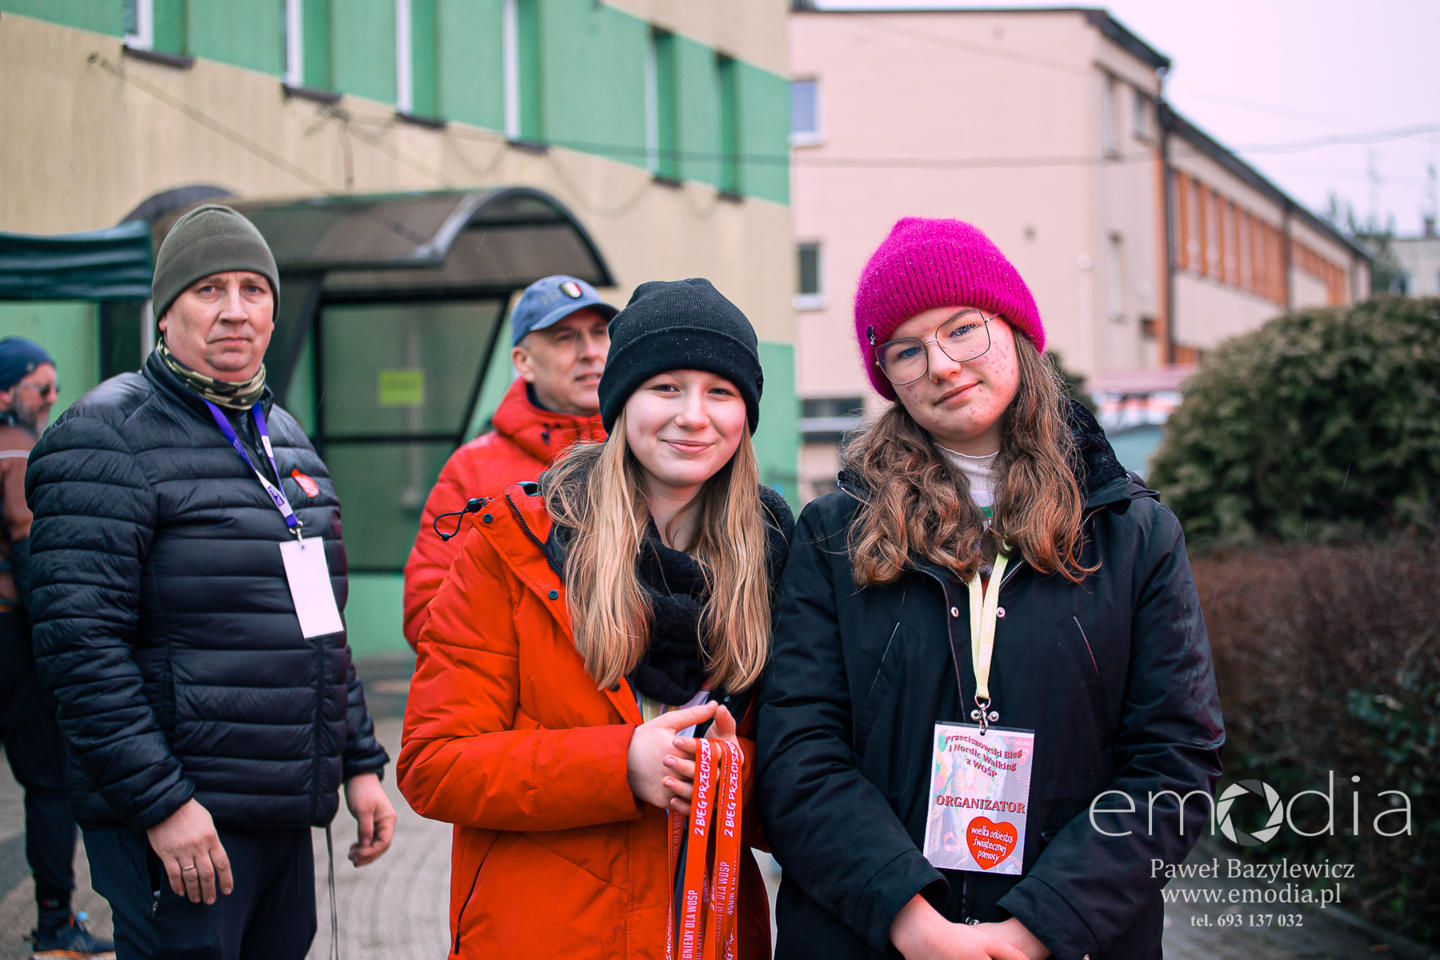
25;204;393;959
151;204;280;324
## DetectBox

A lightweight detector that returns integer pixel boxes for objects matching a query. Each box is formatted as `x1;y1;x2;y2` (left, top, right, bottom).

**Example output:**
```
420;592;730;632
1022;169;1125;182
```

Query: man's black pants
84;825;316;960
0;610;76;909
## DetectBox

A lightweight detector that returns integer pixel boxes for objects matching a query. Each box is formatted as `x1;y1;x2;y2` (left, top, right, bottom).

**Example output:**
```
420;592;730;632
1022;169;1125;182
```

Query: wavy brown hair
542;412;772;694
844;334;1094;586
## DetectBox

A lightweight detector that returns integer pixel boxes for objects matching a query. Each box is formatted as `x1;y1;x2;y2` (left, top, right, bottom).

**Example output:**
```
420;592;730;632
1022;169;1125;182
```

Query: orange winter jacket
398;483;772;960
402;377;605;648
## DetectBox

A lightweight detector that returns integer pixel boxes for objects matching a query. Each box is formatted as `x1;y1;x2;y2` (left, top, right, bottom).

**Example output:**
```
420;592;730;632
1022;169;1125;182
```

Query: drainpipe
1157;100;1176;364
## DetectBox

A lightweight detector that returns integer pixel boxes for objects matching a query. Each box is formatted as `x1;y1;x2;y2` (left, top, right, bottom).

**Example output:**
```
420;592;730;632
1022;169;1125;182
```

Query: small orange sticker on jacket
291;469;320;498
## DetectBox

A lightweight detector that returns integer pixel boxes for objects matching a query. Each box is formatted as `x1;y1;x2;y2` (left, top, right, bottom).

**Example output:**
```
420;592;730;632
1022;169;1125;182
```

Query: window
395;0;413;112
645;29;678;179
796;242;823;309
1189;179;1202;272
1106;232;1124;321
716;55;740;195
1237;208;1252;291
1205;188;1220;279
282;0;303;87
1132;88;1149;141
1102;73;1118;157
283;0;332;90
503;0;540;142
800;396;863;445
123;0;153;50
790;78;820;146
396;0;437;116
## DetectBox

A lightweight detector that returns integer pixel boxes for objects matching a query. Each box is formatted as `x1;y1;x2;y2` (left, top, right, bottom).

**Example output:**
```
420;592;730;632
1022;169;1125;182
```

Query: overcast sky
814;1;1440;236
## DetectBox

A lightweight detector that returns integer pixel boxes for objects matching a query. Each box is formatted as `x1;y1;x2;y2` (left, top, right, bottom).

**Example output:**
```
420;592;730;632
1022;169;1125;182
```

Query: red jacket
402;378;605;648
398;483;771;959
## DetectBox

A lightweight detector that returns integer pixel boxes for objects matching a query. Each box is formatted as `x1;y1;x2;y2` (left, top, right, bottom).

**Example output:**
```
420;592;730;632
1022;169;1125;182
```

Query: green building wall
1;1;796;657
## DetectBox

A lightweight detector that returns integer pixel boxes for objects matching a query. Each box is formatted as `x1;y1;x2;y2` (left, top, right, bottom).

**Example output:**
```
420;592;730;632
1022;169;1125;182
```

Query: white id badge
922;722;1036;876
278;538;344;638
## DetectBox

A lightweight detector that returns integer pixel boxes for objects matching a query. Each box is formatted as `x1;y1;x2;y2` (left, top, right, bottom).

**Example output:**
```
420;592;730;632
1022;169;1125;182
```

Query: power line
87;53;432;247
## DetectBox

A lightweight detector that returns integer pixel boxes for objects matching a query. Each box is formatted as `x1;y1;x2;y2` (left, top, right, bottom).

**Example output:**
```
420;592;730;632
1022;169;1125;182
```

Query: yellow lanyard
966;551;1010;732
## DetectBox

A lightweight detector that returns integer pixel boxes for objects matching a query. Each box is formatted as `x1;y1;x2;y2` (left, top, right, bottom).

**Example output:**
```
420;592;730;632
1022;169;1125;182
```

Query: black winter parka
756;404;1223;960
25;352;388;832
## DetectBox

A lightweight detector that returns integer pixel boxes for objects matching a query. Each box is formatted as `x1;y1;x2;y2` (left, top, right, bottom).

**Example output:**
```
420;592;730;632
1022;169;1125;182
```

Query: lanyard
966;551;1010;733
667;738;742;960
204;400;303;539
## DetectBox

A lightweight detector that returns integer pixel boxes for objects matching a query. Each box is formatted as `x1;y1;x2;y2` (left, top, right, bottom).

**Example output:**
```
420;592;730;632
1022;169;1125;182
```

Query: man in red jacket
403;275;616;647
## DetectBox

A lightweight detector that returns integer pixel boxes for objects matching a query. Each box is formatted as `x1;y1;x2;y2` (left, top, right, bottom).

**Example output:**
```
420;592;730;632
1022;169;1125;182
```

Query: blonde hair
543;411;773;693
845;335;1095;586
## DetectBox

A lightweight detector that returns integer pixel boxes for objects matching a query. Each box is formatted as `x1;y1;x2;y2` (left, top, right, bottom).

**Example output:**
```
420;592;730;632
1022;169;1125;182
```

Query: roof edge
790;5;1169;70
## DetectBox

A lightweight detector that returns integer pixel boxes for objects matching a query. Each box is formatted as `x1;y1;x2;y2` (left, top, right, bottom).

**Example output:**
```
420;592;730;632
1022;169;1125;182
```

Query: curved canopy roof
151;187;615;296
0;221;154;301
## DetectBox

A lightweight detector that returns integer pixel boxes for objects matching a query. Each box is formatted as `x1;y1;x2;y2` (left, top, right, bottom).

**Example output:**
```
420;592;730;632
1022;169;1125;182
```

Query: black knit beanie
598;278;763;433
151;204;280;323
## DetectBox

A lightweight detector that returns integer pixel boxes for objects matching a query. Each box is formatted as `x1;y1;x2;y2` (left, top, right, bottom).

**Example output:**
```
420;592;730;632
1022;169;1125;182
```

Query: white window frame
1102;73;1119;157
124;0;154;50
503;0;521;140
790;78;821;147
795;241;825;310
1132;87;1149;141
1106;232;1124;321
283;0;304;88
395;0;413;113
644;31;659;174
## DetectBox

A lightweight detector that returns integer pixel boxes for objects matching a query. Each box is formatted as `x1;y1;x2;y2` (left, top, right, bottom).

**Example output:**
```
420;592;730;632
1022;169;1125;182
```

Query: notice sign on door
922;722;1035;876
378;369;425;407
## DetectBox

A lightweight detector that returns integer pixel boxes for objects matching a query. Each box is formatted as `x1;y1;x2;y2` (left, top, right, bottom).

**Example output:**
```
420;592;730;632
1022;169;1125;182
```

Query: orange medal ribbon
666;737;744;960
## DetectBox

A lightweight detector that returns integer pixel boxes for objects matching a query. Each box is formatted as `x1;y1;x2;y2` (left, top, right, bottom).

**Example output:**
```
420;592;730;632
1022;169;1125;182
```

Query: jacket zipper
453;850;487;954
1071;615;1102;681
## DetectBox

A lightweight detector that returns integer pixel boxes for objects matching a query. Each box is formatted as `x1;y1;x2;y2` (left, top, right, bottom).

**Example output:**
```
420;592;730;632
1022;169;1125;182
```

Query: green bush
1149;297;1440;547
1194;540;1439;944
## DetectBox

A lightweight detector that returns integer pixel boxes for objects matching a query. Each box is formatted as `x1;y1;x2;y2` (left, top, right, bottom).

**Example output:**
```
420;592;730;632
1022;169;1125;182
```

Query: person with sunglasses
0;338;114;956
756;218;1224;959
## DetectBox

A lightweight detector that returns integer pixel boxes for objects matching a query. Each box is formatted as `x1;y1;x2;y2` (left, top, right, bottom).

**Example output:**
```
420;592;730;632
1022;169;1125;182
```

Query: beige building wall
609;0;788;74
0;12;791;343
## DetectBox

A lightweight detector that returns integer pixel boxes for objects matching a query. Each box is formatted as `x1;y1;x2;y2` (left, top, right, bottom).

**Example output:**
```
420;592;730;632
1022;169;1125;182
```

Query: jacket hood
836;398;1143;510
491;377;606;466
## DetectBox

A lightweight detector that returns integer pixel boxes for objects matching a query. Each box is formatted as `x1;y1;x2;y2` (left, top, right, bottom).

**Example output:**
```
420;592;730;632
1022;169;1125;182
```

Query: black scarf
545;484;795;708
628;527;712;706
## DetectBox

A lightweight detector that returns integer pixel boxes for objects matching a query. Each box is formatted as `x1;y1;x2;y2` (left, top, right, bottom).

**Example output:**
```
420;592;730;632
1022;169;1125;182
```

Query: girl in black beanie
400;278;791;959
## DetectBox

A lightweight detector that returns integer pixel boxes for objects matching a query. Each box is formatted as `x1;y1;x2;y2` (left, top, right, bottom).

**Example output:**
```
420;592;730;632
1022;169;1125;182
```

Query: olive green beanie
151;204;279;322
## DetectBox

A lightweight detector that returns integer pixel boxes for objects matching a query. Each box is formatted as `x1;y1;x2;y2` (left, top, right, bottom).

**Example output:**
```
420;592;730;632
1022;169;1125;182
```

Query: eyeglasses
873;310;992;386
17;382;60;399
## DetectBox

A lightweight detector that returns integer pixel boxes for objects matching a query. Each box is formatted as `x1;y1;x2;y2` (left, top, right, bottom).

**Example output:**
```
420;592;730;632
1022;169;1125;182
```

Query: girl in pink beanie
756;217;1223;960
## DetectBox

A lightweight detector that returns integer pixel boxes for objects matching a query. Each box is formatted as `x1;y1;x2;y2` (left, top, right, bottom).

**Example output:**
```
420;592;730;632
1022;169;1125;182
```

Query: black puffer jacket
25;351;388;831
756;403;1223;960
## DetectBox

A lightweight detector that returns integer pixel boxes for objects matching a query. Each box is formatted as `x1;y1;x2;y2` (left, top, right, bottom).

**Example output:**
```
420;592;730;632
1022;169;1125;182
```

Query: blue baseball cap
510;275;618;346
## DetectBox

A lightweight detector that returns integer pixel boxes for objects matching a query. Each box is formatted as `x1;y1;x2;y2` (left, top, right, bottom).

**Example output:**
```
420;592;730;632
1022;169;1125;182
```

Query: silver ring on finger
181;864;198;872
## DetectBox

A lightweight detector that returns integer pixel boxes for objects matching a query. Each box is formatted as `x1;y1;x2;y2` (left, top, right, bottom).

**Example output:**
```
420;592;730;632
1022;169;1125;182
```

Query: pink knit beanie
854;217;1044;400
